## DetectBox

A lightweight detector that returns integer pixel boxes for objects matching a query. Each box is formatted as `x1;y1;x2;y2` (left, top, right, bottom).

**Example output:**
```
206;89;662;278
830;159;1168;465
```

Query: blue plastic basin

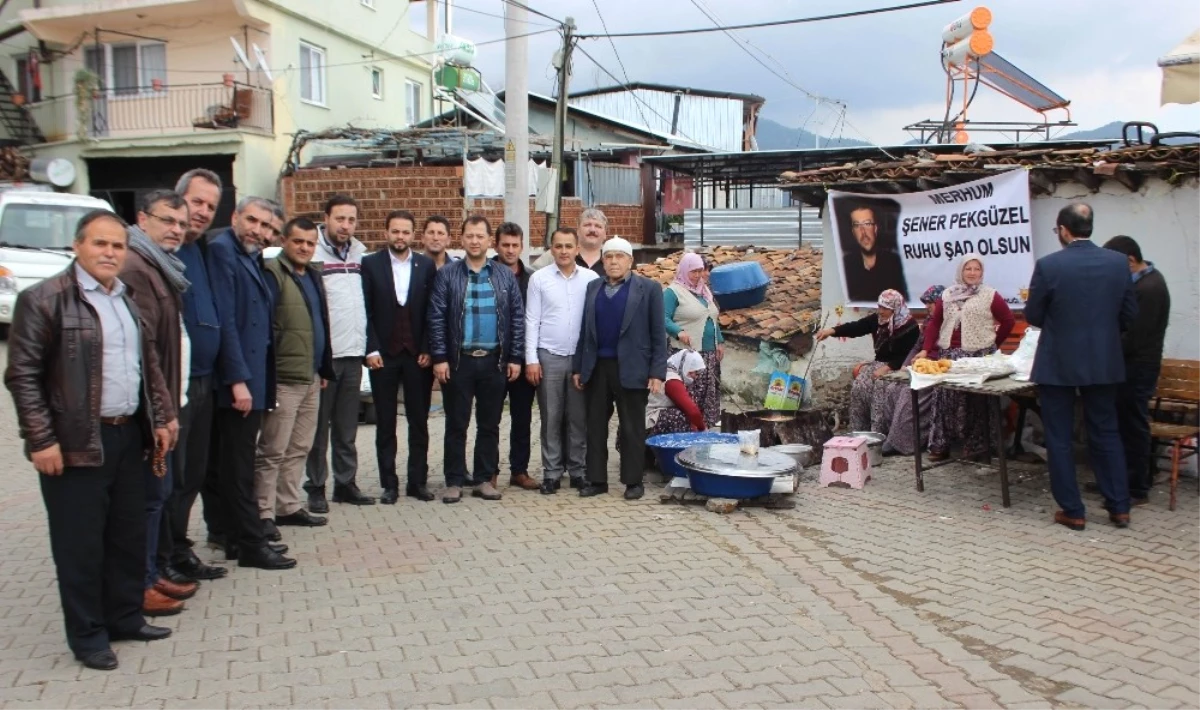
646;432;738;479
709;262;771;310
685;469;775;499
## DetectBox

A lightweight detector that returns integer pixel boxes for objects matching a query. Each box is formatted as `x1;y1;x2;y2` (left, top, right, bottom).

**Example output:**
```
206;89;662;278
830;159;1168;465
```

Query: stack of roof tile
637;246;822;342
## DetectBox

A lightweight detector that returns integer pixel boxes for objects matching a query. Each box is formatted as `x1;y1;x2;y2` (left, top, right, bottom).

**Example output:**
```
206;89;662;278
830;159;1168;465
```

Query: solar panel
976;52;1070;113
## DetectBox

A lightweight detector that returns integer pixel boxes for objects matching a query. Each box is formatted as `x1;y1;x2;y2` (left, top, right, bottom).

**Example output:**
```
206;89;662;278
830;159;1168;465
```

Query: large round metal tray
676;444;797;478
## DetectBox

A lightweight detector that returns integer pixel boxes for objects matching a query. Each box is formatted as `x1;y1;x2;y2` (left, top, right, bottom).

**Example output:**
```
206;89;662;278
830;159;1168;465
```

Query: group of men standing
4;172;671;669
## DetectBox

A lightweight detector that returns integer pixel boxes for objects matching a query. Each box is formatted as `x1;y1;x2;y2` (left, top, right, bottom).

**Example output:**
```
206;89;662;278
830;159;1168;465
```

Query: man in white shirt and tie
524;227;599;493
362;210;438;504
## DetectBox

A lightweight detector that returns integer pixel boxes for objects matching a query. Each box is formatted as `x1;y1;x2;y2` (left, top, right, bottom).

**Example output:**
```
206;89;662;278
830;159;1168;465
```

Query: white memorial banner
828;169;1034;309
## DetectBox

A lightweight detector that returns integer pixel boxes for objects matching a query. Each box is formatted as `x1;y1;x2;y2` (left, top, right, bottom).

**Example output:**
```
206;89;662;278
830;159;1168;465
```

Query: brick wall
281;166;643;252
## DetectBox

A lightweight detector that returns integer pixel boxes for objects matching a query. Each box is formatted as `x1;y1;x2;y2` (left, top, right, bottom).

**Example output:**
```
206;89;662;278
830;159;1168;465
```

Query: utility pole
503;1;530;248
546;16;575;237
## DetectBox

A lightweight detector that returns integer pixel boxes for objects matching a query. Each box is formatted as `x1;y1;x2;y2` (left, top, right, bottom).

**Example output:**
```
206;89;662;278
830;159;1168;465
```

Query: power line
588;0;652;129
572;43;702;146
455;1;558;27
576;0;959;39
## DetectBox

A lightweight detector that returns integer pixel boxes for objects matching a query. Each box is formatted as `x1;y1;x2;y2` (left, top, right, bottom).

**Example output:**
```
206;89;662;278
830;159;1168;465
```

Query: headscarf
920;284;946;307
673;252;713;302
943;253;984;304
666;349;706;386
875;289;912;337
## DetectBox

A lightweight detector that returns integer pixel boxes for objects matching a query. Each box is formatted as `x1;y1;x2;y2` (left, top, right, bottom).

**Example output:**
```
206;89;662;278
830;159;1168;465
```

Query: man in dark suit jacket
362;210;437;504
208;197;293;570
1025;203;1138;532
572;237;669;500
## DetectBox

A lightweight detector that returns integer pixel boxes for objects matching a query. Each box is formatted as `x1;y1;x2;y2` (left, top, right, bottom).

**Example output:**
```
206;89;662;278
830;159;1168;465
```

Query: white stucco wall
815;176;1200;380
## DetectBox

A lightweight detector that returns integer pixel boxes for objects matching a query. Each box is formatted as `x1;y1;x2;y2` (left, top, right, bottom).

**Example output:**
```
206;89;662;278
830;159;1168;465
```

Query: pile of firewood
0;146;30;181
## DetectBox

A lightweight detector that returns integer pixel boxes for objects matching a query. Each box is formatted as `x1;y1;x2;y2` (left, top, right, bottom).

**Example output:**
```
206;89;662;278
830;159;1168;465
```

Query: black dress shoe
579;483;608;497
406;485;436;502
276;510;327;527
307;488;329;514
238;544;298;570
161;565;197;586
110;625;172;642
624;484;645;500
540;479;558;495
262;519;282;542
332;484;376;505
174;556;228;580
269;542;289;554
380;488;399;505
78;649;118;671
569;477;584;489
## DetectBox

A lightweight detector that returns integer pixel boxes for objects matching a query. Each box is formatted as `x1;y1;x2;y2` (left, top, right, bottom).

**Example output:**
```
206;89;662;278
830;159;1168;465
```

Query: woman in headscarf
918;254;1015;460
646;349;708;437
815;289;922;436
664;252;724;427
869;285;945;455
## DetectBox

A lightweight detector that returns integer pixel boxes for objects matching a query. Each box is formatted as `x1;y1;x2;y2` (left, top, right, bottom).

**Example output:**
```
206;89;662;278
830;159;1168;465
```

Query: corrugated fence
683;207;823;250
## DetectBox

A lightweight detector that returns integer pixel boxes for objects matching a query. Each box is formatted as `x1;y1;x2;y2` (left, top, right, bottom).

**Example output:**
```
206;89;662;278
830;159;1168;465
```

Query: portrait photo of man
834;198;909;303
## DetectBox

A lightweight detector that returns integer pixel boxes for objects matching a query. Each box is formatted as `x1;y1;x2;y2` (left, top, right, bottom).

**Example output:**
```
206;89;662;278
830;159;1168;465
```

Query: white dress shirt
76;264;142;417
391;248;413;306
525;262;599;364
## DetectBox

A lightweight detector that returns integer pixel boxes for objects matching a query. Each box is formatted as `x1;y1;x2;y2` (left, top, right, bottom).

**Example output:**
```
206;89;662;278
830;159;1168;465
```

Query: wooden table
883;371;1037;507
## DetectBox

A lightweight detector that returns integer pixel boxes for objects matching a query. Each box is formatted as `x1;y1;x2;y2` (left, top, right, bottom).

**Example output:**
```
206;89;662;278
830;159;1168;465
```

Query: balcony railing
24;82;274;142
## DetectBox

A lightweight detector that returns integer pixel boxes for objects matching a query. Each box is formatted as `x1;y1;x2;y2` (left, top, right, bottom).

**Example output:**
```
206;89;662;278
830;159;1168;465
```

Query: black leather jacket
428;258;525;371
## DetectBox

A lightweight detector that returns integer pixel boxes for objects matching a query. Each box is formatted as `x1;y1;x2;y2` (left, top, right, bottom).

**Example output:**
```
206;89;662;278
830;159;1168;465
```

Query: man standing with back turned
6;210;174;671
1026;203;1138;531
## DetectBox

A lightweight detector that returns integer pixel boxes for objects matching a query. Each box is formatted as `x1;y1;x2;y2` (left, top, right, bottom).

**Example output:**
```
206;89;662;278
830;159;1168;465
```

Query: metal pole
503;0;530;248
547;17;575;237
699;176;705;247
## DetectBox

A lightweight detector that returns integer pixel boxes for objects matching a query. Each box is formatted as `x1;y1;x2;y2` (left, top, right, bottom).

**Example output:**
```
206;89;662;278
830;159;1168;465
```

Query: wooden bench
1150;359;1199;511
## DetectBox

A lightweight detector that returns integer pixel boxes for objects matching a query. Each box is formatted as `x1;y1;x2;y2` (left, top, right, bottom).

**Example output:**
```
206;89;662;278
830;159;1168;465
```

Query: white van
0;190;114;338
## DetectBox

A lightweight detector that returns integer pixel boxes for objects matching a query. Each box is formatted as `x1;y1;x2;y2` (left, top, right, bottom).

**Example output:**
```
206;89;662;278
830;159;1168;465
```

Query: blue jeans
1118;362;1160;499
1040;384;1129;519
144;457;172;588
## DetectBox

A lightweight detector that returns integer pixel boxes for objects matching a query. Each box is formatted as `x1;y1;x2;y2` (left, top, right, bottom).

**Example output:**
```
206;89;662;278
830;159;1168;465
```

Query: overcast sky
440;0;1200;145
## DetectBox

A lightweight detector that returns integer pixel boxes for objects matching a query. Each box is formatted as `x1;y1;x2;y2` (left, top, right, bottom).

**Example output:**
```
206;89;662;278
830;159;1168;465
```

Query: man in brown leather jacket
120;190;195;616
4;210;174;672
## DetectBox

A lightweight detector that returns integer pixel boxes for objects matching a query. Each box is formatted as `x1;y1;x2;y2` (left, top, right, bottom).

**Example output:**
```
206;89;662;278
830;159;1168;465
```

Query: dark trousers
1040;384;1129;519
585;358;650;487
215;408;266;548
442;353;507;487
40;422;146;657
1118;361;1161;498
170;375;217;558
143;459;171;588
306;357;362;493
370;352;434;492
506;374;536;475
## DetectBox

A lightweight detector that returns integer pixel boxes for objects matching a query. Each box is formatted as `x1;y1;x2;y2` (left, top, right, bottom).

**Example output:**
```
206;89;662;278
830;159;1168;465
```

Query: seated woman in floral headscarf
869;285;944;455
815;289;922;446
646;350;708;436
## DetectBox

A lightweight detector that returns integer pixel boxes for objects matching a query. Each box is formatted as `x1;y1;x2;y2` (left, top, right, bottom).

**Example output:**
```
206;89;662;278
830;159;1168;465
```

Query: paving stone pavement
0;344;1197;709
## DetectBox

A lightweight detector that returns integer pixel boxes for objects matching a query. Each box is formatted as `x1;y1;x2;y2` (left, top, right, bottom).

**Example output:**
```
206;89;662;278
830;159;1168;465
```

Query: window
370;67;383;100
14;55;41;103
404;79;421;126
299;42;326;105
83;43;166;96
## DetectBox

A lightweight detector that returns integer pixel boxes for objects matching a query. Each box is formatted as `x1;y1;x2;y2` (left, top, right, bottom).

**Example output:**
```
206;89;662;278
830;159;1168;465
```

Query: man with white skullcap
572;237;668;500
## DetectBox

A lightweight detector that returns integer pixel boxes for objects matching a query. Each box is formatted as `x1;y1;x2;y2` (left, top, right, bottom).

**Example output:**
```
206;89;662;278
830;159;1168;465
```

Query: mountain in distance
755;116;871;150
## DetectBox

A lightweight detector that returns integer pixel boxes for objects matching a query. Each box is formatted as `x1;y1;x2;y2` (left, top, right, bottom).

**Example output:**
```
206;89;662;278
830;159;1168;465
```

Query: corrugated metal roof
570;89;745;152
683;208;823;251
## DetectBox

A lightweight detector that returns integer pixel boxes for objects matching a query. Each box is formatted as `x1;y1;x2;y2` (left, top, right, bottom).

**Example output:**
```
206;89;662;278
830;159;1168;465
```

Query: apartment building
0;0;443;223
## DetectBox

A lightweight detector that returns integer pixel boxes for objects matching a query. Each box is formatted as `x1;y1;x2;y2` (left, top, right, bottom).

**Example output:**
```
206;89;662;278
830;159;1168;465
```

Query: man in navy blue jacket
208;197;293;569
573;237;668;501
1025;203;1138;531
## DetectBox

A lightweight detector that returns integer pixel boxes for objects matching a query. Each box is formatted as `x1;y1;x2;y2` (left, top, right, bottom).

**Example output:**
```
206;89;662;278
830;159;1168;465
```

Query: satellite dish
229;37;252;71
252;44;274;82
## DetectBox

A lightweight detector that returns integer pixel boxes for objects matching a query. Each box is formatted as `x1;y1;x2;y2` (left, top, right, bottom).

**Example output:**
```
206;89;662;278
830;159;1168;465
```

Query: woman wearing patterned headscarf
917;254;1015;460
869;284;946;455
664;252;724;427
816;289;922;437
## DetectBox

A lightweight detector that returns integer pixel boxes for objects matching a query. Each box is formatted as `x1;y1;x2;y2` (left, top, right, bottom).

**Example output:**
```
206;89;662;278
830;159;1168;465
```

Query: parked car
0;190;115;339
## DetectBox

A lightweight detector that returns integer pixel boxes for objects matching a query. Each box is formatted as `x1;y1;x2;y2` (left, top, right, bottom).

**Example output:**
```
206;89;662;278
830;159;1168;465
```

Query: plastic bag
752;342;791;376
1009;327;1040;381
738;430;761;455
